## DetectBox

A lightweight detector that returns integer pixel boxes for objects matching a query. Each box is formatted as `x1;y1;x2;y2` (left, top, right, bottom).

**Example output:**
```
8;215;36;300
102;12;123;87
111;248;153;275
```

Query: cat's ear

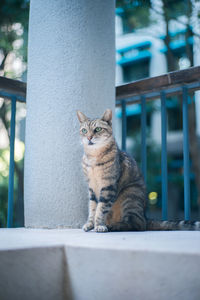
101;109;112;126
76;111;88;123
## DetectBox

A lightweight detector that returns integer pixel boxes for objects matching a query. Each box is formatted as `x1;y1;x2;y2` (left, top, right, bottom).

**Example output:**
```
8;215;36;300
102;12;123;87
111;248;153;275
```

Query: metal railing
0;76;26;227
116;66;200;221
0;66;200;226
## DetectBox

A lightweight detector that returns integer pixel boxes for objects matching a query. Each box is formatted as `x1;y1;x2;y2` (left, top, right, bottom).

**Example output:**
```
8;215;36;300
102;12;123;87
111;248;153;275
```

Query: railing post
182;86;191;220
121;100;127;151
160;91;168;220
7;96;17;228
141;95;147;183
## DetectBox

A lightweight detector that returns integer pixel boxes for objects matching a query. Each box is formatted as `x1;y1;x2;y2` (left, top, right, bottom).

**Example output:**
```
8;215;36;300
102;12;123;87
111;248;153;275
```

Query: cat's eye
82;128;87;134
95;127;102;132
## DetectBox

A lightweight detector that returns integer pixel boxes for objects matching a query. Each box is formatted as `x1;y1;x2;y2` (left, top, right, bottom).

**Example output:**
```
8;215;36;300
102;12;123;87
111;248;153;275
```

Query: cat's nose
87;136;93;141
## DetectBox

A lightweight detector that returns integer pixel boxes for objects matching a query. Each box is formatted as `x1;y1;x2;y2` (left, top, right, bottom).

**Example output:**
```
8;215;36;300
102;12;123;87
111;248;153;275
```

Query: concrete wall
24;0;115;228
0;247;69;300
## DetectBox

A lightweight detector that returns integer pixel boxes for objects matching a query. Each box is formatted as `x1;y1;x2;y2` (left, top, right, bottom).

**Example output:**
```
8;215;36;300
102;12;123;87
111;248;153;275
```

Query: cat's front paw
95;225;108;233
82;222;94;232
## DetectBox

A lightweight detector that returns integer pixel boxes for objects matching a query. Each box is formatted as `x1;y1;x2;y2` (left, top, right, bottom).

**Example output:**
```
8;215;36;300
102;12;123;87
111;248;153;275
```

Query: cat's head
76;109;113;148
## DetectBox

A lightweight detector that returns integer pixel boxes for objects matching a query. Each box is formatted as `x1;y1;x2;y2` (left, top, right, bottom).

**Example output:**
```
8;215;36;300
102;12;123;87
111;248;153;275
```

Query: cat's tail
146;219;200;231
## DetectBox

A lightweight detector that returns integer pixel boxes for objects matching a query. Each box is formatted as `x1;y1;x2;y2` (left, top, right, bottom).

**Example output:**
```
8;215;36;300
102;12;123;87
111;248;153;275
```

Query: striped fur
77;109;200;232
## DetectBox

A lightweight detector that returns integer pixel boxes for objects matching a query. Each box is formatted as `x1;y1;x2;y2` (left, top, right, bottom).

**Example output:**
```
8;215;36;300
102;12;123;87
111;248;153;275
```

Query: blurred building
115;4;200;219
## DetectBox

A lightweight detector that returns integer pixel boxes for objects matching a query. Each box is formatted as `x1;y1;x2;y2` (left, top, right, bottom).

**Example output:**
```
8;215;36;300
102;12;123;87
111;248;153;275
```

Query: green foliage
0;0;29;72
0;149;9;227
116;0;152;32
0;1;29;227
128;130;162;207
0;145;25;227
0;0;29;25
163;0;191;19
0;184;8;227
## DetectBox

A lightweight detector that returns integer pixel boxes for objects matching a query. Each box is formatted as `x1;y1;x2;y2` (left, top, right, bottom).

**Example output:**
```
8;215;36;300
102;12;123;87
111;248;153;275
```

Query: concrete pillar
24;0;115;228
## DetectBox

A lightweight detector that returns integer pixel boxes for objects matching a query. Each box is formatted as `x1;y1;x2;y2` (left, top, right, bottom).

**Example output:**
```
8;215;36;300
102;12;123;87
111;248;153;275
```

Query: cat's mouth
88;140;94;145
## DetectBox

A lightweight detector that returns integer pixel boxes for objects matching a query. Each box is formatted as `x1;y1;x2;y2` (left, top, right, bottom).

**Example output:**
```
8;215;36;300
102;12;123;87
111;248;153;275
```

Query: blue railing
0;67;200;227
0;77;26;227
116;66;200;221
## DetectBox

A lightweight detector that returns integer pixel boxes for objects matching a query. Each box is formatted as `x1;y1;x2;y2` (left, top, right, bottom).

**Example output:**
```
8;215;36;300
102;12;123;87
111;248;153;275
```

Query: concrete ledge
0;229;200;300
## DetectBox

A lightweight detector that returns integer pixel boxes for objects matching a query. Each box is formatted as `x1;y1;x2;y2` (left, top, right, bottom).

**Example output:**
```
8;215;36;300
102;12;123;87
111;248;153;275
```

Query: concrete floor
0;228;200;253
0;229;200;300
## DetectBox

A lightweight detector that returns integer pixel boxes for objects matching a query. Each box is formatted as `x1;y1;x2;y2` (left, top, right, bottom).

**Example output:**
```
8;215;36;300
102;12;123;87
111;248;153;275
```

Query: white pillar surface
24;0;115;228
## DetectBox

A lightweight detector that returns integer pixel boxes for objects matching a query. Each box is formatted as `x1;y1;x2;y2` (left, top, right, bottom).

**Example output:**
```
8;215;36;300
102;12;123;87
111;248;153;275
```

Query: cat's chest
83;157;103;196
87;165;104;199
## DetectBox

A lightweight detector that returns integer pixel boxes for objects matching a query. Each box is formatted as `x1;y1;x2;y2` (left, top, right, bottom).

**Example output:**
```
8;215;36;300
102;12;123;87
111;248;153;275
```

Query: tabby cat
77;109;200;232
